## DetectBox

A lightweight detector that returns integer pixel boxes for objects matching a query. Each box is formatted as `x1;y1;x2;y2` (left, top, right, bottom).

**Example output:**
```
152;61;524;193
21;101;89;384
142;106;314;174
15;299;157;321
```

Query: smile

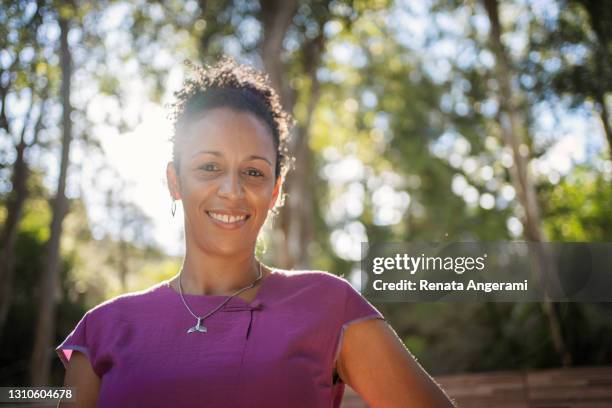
206;211;250;224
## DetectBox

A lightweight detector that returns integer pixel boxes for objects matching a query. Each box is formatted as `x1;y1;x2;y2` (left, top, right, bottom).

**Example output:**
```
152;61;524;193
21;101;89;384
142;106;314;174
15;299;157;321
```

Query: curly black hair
168;57;294;182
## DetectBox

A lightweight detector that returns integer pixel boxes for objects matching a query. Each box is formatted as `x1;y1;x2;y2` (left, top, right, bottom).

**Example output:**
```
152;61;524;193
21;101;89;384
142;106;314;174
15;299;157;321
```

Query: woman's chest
96;307;336;407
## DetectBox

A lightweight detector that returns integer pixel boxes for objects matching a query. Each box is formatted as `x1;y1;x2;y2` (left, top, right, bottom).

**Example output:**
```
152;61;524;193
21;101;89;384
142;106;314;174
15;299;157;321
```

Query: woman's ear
269;176;282;210
166;161;182;200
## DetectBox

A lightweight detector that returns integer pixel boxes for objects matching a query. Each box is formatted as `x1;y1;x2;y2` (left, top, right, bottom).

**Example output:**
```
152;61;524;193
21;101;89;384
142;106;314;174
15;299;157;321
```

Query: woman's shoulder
270;269;357;301
270;268;384;325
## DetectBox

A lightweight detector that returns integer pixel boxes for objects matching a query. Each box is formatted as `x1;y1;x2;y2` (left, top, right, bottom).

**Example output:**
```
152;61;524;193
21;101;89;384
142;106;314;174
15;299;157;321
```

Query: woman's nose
217;172;244;200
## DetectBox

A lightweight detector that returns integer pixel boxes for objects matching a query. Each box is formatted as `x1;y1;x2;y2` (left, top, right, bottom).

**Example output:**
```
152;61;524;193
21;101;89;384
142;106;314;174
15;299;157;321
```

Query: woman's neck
177;247;262;296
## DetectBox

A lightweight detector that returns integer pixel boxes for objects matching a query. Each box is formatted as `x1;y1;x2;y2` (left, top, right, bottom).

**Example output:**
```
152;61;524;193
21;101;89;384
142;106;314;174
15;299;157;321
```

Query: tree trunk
283;32;325;269
0;75;47;337
259;0;302;269
259;0;299;108
482;0;572;367
30;16;73;385
594;90;612;156
0;138;29;337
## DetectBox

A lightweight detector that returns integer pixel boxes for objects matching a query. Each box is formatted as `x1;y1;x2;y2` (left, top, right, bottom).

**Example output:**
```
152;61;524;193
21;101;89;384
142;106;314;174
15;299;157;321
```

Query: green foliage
541;167;612;241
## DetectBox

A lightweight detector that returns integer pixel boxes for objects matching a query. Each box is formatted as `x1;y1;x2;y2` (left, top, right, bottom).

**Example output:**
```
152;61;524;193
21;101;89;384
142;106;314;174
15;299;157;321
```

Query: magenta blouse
56;270;384;407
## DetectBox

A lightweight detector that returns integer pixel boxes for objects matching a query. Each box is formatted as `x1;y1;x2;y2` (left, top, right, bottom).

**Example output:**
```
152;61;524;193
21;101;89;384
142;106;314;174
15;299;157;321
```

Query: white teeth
208;212;247;223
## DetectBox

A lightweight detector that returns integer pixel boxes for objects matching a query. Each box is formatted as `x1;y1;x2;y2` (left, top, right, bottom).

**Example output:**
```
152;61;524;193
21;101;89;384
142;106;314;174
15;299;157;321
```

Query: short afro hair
168;57;294;181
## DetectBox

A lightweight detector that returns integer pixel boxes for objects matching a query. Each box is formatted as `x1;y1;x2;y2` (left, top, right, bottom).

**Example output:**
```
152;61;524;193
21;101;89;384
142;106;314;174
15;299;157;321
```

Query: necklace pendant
187;317;207;334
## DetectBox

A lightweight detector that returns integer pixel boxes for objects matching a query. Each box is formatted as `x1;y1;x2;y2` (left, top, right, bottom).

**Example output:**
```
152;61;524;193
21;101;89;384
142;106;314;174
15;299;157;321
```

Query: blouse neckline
161;268;279;307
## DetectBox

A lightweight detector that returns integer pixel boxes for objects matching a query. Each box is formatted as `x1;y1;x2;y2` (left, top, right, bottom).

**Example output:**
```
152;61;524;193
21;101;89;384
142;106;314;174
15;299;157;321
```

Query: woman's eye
199;163;219;172
245;169;264;177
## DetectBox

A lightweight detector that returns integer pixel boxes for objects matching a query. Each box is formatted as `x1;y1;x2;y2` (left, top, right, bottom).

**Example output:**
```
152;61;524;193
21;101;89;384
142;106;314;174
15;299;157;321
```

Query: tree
0;0;51;337
526;0;611;157
30;7;74;385
481;0;570;366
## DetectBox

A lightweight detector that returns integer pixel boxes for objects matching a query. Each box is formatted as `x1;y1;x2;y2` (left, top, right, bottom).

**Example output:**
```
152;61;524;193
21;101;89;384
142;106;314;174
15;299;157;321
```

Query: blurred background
1;0;611;404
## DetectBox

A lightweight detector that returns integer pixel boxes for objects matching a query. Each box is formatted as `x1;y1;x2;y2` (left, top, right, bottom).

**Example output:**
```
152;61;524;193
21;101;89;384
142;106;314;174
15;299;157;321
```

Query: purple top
56;270;384;407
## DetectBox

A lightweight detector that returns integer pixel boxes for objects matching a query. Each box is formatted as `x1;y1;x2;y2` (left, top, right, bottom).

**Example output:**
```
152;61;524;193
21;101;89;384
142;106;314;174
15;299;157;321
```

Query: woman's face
167;107;281;256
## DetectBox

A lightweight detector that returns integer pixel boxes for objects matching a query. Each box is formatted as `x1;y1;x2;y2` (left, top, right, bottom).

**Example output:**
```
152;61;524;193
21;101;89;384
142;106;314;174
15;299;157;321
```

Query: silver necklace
178;262;263;334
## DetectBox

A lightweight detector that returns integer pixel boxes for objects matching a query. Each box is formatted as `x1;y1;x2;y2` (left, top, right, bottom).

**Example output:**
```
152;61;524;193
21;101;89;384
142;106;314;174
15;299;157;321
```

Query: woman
57;58;455;407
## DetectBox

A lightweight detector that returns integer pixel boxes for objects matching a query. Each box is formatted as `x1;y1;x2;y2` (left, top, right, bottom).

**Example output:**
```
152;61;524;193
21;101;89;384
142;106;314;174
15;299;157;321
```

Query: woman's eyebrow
191;150;222;158
191;150;272;166
246;155;272;166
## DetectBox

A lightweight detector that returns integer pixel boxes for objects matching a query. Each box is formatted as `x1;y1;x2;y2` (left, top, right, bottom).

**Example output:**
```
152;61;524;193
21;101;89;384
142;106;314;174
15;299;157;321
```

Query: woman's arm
58;351;100;408
337;319;456;407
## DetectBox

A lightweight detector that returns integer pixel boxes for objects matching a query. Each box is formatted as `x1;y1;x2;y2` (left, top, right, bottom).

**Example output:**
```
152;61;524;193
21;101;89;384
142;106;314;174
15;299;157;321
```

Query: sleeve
332;278;386;368
55;312;94;372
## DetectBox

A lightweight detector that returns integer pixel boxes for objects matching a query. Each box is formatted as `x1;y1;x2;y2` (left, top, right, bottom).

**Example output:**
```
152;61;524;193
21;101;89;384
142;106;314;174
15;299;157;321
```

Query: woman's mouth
206;211;250;229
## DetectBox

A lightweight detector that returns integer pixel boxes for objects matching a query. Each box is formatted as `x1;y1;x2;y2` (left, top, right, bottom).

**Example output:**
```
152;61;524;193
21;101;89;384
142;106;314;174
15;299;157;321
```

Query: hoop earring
171;200;176;217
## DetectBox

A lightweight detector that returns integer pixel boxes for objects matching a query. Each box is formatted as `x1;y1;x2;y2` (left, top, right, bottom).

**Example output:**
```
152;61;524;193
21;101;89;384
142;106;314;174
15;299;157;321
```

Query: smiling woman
55;57;455;407
169;108;281;255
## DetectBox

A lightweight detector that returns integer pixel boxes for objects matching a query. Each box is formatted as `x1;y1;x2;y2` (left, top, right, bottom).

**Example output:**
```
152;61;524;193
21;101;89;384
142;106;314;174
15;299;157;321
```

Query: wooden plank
341;366;612;407
526;366;612;401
